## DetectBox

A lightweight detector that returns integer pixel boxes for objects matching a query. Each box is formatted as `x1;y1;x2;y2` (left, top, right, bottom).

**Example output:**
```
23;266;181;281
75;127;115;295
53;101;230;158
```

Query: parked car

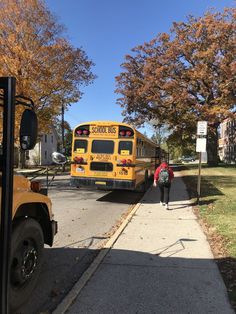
181;156;196;162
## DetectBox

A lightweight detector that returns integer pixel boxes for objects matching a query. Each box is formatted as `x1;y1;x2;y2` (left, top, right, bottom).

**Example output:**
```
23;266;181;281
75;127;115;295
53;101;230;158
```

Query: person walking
153;160;174;210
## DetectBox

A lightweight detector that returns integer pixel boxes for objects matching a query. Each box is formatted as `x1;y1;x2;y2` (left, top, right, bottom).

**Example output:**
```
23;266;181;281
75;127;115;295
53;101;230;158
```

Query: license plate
95;181;106;185
93;172;108;176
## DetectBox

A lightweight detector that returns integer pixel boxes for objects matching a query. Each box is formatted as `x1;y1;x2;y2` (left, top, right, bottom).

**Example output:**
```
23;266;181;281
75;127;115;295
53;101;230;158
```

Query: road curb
52;190;147;314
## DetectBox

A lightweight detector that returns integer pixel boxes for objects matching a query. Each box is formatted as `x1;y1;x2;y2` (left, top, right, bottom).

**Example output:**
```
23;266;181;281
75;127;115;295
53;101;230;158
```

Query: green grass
180;164;236;309
180;164;236;257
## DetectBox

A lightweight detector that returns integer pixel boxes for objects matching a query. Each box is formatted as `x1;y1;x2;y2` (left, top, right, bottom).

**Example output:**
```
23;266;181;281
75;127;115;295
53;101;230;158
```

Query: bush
172;159;182;164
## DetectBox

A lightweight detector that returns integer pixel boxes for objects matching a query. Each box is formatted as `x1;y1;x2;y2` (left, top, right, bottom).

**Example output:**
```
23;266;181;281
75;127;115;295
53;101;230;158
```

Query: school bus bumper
71;177;136;190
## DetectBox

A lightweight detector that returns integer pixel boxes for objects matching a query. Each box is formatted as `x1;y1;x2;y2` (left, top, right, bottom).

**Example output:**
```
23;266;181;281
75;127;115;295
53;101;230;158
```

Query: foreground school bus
8;175;57;310
71;121;161;190
0;78;57;311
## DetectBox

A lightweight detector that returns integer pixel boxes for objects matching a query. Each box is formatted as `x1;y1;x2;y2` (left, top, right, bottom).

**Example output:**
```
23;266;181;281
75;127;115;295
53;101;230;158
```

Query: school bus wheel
10;218;44;311
144;171;149;191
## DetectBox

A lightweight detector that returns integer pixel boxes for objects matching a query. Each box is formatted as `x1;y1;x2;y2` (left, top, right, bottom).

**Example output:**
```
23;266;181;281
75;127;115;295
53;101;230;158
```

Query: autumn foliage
116;8;236;165
0;0;95;132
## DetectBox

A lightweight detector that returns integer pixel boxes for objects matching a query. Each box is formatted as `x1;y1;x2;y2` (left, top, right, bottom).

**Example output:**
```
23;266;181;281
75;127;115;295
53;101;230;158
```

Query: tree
116;8;236;166
64;128;72;157
0;0;95;133
166;132;196;160
149;121;169;146
55;119;72;157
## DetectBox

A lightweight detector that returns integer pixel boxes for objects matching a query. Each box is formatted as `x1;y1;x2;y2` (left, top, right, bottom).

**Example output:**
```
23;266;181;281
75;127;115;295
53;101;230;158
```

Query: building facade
27;127;59;166
218;119;236;164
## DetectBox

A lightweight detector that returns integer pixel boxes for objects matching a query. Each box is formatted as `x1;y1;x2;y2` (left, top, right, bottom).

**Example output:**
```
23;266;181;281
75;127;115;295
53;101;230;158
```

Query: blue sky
45;0;234;136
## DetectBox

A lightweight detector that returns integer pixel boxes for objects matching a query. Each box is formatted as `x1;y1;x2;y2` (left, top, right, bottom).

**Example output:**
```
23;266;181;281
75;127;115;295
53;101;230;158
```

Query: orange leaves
0;0;95;133
158;32;170;43
116;7;236;132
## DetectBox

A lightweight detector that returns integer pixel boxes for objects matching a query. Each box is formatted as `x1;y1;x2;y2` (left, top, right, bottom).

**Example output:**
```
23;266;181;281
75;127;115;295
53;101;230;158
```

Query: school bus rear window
92;140;114;154
74;139;88;152
118;141;133;155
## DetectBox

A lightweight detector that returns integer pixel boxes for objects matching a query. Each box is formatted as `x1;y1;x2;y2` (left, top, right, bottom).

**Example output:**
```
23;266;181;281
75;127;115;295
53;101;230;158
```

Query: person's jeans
158;182;171;204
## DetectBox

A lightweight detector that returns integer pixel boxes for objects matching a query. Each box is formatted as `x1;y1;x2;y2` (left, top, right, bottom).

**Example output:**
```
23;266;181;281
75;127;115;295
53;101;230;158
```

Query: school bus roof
75;121;133;127
74;121;159;147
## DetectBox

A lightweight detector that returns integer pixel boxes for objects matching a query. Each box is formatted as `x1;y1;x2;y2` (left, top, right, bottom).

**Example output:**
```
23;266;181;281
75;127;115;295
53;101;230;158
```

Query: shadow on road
96;190;144;204
14;246;100;314
15;246;236;314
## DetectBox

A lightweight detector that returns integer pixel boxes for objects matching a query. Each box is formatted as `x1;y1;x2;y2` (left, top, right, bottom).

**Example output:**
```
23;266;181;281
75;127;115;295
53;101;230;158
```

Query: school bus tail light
31;181;42;192
74;156;87;164
117;159;132;166
83;129;90;135
123;159;132;165
118;126;134;138
76;129;83;135
126;130;132;136
119;130;126;136
75;125;90;137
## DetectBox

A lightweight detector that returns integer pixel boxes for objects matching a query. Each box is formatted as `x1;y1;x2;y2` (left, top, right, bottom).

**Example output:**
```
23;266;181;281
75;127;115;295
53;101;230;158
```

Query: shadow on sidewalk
15;246;236;314
96;176;224;206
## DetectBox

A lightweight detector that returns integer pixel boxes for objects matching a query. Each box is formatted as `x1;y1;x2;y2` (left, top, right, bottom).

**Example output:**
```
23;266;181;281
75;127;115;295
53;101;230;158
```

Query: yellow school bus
70;121;162;191
0;78;57;311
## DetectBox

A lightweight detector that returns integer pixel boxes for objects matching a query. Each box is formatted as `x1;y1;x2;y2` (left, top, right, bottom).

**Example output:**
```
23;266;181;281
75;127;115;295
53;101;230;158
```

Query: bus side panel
135;157;155;186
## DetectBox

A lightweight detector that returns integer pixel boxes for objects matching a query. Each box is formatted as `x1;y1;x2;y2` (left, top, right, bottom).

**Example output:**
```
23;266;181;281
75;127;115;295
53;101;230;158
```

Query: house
27;127;59;166
218;119;236;164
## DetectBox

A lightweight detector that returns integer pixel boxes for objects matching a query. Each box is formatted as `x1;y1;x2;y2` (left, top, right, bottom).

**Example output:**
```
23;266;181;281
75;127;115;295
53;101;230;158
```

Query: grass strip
180;164;236;310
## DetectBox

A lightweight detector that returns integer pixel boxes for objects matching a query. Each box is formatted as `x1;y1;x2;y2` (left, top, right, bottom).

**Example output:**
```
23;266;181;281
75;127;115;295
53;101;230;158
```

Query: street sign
196;121;208;204
197;121;207;136
196;138;207;152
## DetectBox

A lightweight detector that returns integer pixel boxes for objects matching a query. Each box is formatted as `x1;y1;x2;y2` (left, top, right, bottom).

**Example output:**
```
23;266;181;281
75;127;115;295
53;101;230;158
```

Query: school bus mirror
20;109;38;150
51;152;67;165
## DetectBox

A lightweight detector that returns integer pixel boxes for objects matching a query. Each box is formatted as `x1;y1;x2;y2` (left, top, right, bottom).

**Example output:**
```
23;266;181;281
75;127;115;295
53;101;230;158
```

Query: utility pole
61;103;65;171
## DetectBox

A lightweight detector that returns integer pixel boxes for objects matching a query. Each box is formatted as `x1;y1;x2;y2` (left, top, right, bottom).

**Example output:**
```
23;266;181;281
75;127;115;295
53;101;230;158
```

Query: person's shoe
165;204;169;210
160;201;163;206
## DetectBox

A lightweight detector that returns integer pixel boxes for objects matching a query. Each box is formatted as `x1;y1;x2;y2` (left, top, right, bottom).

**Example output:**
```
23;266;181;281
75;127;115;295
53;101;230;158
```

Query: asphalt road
16;175;143;314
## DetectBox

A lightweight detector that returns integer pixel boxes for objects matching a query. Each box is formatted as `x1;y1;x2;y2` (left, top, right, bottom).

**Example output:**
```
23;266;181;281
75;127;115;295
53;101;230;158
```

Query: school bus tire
10;218;44;311
135;171;149;193
144;171;149;191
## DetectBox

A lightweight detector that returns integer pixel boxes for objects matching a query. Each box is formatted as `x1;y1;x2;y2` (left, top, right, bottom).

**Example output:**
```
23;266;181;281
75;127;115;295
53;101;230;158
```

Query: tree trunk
207;125;219;167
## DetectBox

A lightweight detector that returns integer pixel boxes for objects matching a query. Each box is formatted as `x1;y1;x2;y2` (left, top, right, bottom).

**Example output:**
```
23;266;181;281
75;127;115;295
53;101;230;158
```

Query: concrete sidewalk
55;172;234;314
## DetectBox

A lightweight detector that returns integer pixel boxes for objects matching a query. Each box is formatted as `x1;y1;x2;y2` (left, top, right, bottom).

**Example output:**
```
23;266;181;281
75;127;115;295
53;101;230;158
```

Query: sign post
196;121;207;204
